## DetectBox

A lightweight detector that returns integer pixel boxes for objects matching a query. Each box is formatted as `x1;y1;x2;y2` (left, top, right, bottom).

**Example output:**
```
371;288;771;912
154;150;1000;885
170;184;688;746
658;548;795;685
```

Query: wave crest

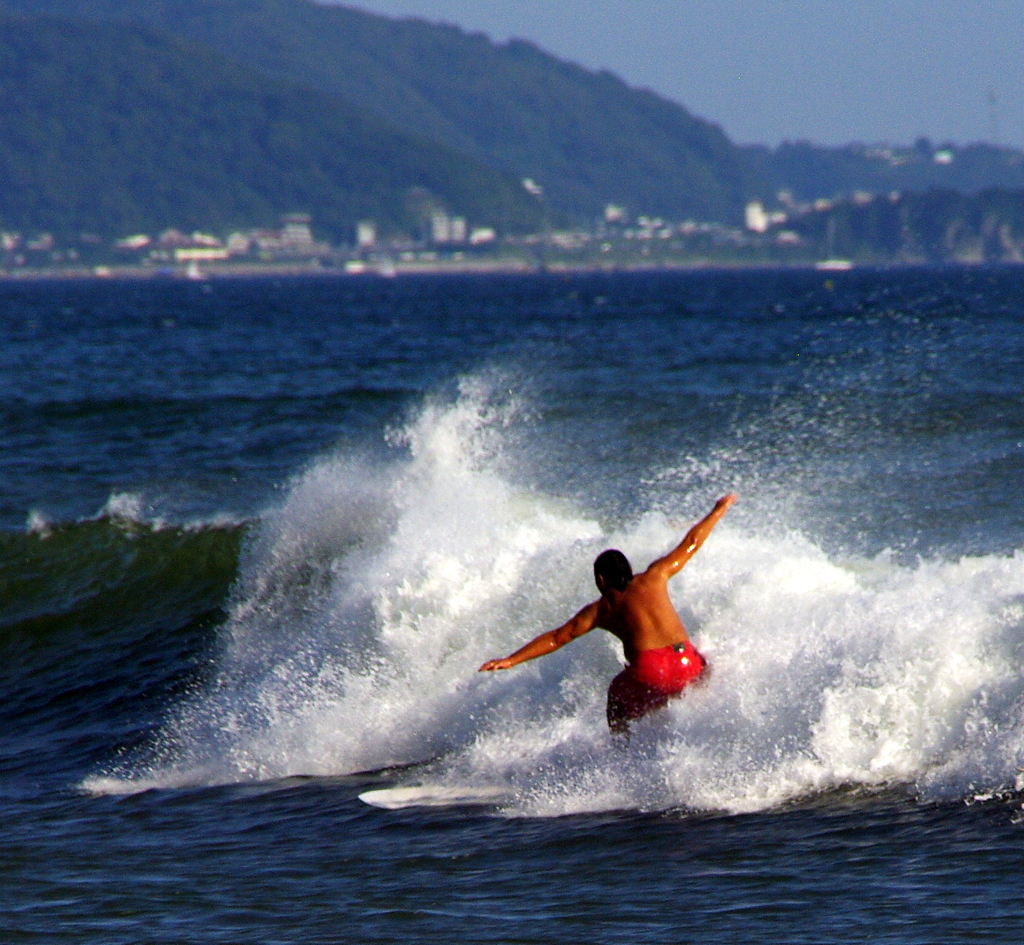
84;382;1024;815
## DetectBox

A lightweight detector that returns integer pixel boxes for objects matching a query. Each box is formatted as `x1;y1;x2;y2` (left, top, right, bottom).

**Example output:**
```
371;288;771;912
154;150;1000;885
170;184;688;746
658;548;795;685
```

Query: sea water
2;270;1024;941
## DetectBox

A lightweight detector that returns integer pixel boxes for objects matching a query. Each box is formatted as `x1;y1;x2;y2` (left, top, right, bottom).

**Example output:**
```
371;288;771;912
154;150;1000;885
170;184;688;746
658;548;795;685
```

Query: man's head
594;549;633;593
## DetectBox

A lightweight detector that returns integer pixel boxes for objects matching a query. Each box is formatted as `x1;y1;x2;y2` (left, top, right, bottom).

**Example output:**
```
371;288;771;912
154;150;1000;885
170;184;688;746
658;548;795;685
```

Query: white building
745;201;769;234
469;227;496;245
604;204;626;224
356;220;377;250
280;214;314;248
430;211;467;244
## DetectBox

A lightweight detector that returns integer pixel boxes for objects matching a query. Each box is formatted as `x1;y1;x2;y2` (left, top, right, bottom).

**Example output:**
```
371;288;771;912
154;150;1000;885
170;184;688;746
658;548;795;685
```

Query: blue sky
345;1;1024;149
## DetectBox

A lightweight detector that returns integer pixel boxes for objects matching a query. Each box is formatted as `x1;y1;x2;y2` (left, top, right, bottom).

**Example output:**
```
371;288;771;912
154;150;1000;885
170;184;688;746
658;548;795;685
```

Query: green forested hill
743;140;1024;203
0;0;751;223
0;9;541;238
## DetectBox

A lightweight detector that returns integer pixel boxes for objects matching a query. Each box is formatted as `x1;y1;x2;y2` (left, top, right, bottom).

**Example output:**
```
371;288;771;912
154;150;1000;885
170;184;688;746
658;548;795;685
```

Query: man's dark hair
594;549;633;592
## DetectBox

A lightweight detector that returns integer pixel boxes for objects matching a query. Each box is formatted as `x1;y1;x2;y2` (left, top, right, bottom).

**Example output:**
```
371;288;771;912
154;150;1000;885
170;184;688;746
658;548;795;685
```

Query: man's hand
671;493;737;530
479;658;514;672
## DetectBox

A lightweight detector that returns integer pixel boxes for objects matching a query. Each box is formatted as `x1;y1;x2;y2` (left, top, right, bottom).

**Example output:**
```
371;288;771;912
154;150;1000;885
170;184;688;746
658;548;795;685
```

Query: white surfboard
358;784;512;810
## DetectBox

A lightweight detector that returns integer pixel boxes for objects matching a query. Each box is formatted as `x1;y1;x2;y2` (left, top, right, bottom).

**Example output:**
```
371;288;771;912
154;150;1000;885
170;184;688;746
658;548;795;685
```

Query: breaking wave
83;379;1024;815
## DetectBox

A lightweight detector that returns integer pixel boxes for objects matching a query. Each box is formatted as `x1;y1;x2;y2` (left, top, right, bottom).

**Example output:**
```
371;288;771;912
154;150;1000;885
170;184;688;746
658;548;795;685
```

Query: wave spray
86;380;1024;815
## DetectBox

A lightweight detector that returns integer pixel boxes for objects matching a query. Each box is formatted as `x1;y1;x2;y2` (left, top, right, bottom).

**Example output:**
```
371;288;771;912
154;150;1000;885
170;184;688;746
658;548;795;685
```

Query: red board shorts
606;641;707;732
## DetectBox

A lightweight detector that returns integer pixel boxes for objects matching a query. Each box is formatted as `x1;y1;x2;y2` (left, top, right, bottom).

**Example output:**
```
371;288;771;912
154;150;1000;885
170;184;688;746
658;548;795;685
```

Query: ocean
2;268;1024;942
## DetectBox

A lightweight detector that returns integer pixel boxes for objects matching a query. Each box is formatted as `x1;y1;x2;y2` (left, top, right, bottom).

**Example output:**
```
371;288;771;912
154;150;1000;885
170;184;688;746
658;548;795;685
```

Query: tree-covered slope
0;0;751;223
4;0;1023;234
0;8;541;238
743;140;1024;204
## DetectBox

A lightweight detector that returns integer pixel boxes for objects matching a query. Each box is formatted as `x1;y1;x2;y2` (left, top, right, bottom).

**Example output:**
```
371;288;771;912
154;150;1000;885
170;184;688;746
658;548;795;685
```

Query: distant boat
184;260;206;280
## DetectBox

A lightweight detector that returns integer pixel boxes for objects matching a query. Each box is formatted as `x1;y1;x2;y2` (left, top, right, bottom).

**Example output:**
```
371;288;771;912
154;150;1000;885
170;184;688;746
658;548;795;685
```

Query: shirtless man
479;494;736;734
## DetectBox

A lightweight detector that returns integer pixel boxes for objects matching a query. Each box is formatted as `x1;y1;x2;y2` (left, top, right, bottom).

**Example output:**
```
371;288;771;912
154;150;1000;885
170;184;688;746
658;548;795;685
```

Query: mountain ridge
2;0;1024;238
0;0;751;223
0;7;542;238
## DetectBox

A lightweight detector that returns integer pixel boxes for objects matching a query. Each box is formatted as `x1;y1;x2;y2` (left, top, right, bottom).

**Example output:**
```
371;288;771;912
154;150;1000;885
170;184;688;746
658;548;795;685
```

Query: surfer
479;493;736;734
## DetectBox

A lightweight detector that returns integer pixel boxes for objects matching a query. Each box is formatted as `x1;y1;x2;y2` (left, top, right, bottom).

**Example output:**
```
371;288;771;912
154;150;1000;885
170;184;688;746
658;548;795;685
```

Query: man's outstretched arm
647;493;737;580
479;600;601;672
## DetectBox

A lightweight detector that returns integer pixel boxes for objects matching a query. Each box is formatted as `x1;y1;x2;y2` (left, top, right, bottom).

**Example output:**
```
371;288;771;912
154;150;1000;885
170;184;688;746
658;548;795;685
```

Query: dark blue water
2;270;1024;941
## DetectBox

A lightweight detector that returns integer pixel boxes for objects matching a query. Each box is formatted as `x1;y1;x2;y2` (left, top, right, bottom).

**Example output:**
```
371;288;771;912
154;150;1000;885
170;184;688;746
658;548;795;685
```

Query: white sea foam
84;381;1024;814
27;492;163;536
26;509;54;538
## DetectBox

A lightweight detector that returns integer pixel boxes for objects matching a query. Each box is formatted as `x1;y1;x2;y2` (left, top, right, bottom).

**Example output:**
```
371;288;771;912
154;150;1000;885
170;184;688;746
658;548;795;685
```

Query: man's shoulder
623;571;671;606
634;567;669;588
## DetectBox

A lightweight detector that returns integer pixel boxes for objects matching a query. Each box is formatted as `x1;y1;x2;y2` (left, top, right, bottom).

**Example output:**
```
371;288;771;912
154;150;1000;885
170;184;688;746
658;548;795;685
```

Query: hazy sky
344;0;1024;149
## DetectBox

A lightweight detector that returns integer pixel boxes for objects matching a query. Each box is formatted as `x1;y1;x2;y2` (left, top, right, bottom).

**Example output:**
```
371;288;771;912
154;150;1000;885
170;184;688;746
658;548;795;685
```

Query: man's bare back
479;494;736;732
593;568;693;664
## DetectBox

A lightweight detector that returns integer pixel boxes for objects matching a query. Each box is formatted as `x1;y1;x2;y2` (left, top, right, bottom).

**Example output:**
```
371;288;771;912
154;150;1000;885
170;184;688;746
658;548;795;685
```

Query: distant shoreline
3;257;1020;283
0;259;907;282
